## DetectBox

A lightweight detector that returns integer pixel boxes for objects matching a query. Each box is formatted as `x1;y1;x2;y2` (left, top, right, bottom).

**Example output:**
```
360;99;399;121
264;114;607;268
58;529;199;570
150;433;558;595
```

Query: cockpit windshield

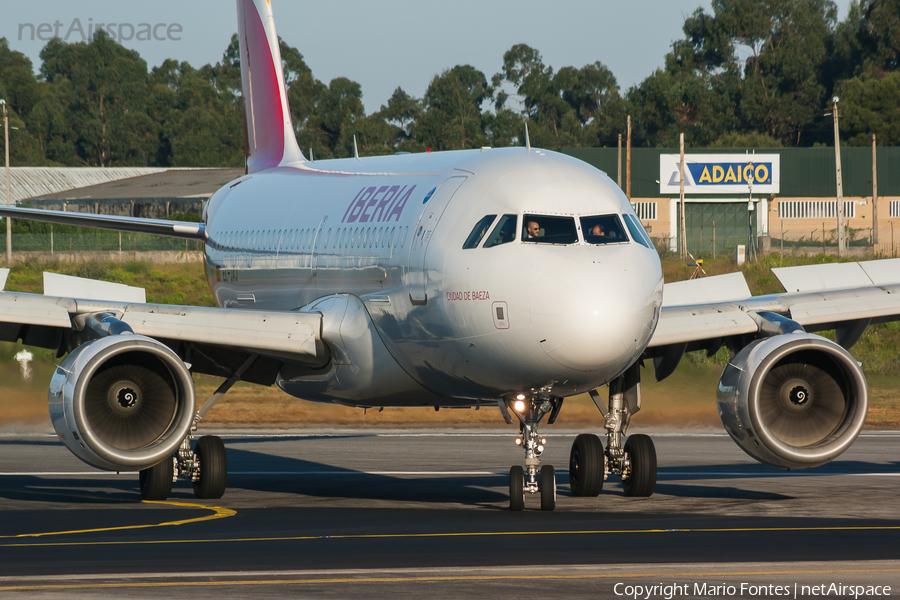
484;214;518;248
462;215;496;249
580;215;629;245
522;215;578;244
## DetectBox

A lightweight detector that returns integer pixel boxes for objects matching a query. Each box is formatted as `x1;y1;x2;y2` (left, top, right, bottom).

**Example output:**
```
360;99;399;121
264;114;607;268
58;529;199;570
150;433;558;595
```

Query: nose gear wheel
503;395;562;511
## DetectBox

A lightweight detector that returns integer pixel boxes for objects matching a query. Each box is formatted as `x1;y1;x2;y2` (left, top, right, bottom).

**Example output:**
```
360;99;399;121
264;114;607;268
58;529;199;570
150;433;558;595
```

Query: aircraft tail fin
237;0;306;173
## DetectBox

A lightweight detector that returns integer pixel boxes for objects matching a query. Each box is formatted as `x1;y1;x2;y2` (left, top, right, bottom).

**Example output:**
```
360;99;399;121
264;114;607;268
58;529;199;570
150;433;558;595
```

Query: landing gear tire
540;464;556;511
509;465;525;511
139;457;174;501
569;433;604;497
622;434;657;497
193;436;227;499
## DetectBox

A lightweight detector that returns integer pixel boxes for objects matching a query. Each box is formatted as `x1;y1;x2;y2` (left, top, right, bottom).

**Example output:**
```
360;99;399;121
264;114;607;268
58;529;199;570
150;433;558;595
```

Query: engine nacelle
717;333;867;469
48;335;196;471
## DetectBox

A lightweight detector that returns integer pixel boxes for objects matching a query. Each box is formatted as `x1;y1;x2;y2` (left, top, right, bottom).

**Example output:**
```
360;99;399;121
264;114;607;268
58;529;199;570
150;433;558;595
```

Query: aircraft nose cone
529;263;653;372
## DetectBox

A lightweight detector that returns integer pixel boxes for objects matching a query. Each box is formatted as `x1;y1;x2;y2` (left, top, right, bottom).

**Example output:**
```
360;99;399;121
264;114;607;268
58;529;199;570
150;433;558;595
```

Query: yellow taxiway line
0;488;235;540
2;523;900;547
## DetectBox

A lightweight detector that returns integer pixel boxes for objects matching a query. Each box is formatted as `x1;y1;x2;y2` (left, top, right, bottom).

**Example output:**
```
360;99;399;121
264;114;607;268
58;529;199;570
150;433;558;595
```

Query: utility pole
2;99;10;265
748;164;755;263
617;133;622;189
626;116;632;200
872;133;878;247
679;132;686;259
832;97;846;257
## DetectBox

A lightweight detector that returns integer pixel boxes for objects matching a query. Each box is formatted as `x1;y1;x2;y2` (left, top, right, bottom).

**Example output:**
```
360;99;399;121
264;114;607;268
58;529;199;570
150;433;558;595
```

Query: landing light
515;437;522;446
513;400;526;413
516;394;526;400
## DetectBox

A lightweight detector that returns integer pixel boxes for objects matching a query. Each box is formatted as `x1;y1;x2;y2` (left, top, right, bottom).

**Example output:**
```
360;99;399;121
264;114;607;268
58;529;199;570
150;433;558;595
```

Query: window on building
631;202;658;221
778;200;856;219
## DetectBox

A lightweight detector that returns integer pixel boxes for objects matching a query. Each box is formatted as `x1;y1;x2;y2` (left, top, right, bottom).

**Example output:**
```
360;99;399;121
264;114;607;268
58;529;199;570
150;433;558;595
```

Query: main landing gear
139;355;257;501
500;393;563;511
570;364;657;499
139;434;228;501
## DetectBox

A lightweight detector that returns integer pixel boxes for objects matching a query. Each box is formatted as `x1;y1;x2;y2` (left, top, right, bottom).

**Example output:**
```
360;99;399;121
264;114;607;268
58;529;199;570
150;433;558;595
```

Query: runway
0;428;898;598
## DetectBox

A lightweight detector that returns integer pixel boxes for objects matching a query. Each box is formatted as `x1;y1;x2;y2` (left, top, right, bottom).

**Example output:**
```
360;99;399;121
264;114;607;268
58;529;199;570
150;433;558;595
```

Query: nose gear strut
501;395;562;511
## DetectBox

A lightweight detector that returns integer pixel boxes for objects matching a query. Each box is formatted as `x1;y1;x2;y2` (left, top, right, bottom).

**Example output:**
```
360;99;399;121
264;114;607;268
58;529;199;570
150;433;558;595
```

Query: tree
413;65;490;151
38;31;158;166
633;0;839;147
380;87;421;147
838;71;900;145
0;38;45;164
627;39;741;147
495;44;625;149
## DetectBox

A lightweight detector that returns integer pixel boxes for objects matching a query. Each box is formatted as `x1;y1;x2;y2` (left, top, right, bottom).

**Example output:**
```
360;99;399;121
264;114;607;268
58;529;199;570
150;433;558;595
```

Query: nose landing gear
501;395;562;511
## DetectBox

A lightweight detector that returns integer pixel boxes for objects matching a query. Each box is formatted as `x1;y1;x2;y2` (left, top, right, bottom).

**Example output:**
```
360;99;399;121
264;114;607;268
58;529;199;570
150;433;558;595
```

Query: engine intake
717;333;867;469
49;335;196;471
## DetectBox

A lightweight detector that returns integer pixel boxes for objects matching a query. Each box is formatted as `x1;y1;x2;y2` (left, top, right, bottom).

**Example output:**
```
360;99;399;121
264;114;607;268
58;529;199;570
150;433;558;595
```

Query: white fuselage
202;148;664;406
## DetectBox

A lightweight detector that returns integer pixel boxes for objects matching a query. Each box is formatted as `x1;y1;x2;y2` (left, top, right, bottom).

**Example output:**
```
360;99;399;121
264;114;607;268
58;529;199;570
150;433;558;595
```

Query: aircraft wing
0;271;327;385
0;205;207;240
646;258;900;380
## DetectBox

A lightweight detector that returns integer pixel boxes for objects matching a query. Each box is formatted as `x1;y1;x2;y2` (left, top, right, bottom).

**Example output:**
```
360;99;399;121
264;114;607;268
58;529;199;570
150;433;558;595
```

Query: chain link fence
8;231;203;253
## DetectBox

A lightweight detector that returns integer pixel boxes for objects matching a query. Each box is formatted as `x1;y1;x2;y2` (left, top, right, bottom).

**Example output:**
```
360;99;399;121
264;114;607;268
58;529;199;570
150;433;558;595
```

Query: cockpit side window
483;214;518;248
581;215;629;244
522;214;578;244
463;215;497;249
624;214;653;248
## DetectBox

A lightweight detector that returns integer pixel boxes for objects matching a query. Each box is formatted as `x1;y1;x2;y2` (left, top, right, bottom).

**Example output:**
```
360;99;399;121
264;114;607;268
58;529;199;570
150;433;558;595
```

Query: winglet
524;122;531;151
237;0;305;173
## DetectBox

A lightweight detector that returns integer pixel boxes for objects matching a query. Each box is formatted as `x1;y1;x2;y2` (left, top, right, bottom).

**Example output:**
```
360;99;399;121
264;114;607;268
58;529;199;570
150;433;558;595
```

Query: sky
2;0;854;114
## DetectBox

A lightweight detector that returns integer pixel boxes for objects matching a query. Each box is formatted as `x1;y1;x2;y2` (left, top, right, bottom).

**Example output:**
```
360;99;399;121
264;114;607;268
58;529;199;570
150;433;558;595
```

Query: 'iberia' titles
341;185;417;224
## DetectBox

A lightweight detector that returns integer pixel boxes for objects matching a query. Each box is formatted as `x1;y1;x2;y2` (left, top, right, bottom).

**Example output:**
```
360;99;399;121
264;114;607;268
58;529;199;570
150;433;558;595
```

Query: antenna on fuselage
353;135;361;160
309;148;314;162
524;122;531;152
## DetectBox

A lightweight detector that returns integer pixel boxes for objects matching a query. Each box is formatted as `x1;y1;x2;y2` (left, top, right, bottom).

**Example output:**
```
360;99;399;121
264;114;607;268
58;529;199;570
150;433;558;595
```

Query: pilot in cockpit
525;220;541;239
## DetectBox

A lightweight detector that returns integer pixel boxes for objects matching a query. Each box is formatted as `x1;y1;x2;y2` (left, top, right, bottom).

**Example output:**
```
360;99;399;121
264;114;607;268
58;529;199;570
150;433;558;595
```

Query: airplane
1;0;898;512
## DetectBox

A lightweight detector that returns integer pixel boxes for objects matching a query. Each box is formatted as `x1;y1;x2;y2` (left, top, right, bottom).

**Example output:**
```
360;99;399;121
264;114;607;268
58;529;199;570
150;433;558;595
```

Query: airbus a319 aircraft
1;0;899;511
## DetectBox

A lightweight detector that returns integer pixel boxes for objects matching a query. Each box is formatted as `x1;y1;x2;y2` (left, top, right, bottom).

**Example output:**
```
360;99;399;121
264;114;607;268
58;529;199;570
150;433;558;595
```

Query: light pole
2;99;10;265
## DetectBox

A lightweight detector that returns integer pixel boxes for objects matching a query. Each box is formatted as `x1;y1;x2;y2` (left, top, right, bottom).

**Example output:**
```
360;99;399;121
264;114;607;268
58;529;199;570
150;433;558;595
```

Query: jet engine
716;333;867;469
48;335;196;471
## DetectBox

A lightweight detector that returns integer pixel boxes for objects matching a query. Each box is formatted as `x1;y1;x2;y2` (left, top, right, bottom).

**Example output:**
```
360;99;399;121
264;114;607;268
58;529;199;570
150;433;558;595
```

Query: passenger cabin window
581;215;629;245
463;215;497;249
483;214;518;248
522;214;578;244
624;214;653;248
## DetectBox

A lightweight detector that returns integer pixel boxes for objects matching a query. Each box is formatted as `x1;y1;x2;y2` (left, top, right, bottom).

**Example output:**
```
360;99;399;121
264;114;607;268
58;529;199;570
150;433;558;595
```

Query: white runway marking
2;470;898;477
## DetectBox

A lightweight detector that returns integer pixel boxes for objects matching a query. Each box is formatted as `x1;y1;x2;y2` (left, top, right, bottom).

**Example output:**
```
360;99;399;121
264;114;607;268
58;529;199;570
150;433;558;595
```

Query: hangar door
677;201;757;256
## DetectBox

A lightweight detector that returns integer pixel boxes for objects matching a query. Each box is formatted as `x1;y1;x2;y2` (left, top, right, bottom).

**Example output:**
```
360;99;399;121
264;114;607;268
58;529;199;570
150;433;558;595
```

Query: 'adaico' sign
659;154;780;195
